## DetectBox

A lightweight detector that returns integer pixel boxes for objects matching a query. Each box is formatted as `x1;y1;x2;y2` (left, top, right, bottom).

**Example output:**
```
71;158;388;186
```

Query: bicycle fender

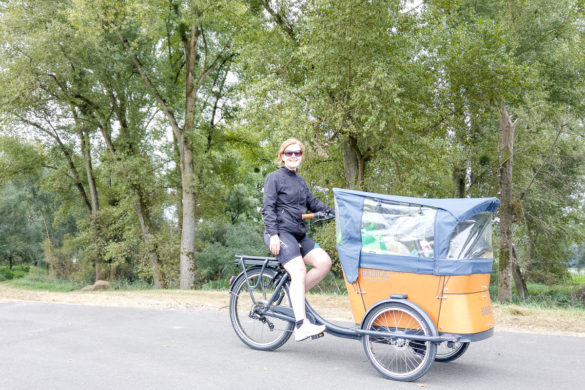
228;267;260;294
360;298;438;337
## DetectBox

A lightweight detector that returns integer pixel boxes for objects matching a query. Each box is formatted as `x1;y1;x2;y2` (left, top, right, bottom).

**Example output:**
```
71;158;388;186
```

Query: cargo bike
229;188;500;382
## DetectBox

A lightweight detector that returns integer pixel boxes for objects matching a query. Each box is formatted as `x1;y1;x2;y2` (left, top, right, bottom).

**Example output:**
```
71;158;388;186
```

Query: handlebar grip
302;213;315;220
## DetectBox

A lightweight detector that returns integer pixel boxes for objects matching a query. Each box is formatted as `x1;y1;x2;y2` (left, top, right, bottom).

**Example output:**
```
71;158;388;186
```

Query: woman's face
282;144;303;171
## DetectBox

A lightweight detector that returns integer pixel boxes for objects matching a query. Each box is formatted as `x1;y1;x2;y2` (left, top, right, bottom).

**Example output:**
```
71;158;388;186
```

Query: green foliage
491;269;585;308
0;175;52;268
1;0;585;298
0;265;30;281
224;183;261;224
194;220;268;287
7;266;84;292
310;220;341;277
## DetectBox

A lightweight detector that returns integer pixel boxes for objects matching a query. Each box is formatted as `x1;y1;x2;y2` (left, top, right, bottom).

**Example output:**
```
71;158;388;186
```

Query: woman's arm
261;173;279;236
305;182;333;214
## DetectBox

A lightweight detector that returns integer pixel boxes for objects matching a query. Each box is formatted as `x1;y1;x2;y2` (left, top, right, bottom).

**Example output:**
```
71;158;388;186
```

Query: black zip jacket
261;166;333;237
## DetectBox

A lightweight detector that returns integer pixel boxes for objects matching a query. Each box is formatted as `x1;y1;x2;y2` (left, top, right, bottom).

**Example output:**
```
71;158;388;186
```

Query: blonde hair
276;138;306;166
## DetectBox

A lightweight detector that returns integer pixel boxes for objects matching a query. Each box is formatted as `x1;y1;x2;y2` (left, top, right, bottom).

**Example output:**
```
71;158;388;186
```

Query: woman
261;138;334;342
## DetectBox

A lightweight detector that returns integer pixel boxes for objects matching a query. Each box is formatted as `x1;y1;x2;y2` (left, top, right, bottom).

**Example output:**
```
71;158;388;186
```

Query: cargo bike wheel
229;267;294;351
435;341;469;362
362;302;437;382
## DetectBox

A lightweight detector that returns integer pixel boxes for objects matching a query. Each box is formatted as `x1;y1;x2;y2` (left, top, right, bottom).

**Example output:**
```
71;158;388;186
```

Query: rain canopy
333;188;500;283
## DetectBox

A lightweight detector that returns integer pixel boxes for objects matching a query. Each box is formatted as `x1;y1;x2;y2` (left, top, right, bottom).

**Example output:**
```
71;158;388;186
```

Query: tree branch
518;123;566;201
109;22;182;138
195;40;232;95
261;0;297;44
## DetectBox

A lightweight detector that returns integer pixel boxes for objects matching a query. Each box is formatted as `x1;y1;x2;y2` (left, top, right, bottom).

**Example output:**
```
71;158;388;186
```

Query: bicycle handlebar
302;211;335;221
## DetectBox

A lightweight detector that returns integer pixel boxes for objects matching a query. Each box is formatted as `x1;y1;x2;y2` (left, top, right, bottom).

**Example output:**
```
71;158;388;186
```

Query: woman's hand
269;234;281;255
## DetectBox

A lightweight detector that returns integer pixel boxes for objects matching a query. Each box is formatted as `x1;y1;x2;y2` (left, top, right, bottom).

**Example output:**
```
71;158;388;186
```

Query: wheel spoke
363;303;436;381
229;269;294;351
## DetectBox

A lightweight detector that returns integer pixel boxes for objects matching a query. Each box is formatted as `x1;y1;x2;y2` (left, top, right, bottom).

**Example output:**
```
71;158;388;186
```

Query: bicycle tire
435;341;469;362
362;302;436;382
229;267;294;351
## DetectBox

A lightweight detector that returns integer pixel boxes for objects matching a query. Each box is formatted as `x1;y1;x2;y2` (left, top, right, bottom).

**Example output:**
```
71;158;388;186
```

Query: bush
154;229;181;288
311;220;343;277
0;265;30;281
194;220;268;287
0;267;13;281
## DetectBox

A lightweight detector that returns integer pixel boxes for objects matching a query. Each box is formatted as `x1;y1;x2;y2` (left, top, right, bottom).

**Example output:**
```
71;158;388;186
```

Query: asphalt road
1;301;583;390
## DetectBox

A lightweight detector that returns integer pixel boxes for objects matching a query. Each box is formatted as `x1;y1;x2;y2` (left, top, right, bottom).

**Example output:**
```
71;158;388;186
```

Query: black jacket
261;166;333;237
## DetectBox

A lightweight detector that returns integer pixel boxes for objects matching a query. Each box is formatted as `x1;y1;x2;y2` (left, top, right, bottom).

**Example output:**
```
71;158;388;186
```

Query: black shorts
264;232;320;265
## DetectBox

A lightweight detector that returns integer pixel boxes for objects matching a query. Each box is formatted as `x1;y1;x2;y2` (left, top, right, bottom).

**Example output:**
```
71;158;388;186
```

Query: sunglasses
283;150;303;157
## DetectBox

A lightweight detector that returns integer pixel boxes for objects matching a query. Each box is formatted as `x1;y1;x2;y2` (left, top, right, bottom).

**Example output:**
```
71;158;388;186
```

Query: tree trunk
175;23;203;289
497;106;518;303
80;130;99;214
178;137;196;289
452;166;466;198
172;131;183;233
135;195;163;288
342;135;366;189
511;245;528;299
342;140;359;188
55;137;92;215
79;127;102;281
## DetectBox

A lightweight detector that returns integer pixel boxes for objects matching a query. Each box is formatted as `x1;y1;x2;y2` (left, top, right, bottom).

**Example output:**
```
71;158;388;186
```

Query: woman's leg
303;248;332;292
282;256;307;321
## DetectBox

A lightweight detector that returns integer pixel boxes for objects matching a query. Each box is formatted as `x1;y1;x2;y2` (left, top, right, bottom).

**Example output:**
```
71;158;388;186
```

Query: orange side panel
343;275;367;324
437;292;494;334
343;269;495;336
442;274;491;294
344;269;443;325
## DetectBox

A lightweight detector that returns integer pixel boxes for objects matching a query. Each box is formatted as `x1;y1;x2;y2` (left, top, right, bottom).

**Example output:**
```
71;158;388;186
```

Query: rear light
229;276;236;286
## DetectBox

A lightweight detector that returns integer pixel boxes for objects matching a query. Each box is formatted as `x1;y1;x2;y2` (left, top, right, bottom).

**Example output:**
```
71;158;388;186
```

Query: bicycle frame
233;255;460;344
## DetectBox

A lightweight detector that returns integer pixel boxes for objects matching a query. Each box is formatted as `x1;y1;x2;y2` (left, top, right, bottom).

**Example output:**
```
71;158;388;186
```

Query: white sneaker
294;321;326;342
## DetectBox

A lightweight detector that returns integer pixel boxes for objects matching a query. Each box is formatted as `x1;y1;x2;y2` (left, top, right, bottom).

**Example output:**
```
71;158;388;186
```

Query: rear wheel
435;341;469;362
362;302;436;382
229;267;294;351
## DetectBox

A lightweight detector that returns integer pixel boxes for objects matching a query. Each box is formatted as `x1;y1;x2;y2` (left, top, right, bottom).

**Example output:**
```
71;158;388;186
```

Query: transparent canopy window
361;198;436;258
447;212;493;260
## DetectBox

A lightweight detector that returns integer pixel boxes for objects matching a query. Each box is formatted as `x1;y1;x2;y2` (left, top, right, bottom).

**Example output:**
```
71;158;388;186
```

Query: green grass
201;279;231;291
569;273;585;285
108;279;155;290
3;266;158;292
491;273;585;309
4;266;83;292
7;278;83;292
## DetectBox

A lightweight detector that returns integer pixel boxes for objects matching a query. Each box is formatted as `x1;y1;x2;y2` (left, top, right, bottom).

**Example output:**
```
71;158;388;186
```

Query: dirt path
1;284;584;337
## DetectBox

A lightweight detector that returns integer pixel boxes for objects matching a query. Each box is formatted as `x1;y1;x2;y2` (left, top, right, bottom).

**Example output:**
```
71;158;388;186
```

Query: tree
238;0;445;193
71;0;254;288
430;0;585;300
0;138;64;269
0;0;170;285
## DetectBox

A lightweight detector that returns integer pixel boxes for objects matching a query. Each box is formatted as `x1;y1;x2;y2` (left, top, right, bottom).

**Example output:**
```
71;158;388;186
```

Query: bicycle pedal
311;332;325;340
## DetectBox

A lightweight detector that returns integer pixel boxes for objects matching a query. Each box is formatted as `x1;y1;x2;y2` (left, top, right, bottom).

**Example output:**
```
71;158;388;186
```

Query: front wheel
229;267;294;351
435;341;469;362
362;302;437;382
